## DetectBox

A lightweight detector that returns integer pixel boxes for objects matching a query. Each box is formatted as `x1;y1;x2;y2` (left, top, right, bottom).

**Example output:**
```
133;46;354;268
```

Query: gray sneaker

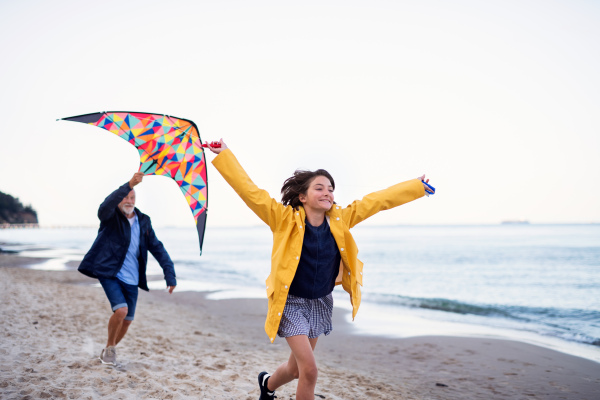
99;346;116;365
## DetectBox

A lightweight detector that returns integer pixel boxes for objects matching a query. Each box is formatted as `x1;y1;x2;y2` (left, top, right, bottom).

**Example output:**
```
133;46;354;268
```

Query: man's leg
267;335;319;400
110;279;138;347
106;307;128;348
115;319;132;345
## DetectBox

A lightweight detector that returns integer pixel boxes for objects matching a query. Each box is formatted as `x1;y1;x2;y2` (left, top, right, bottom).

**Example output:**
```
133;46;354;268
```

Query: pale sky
1;0;598;229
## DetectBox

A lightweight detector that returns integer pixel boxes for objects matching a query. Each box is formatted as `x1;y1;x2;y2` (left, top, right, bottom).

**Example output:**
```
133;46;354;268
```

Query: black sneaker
258;371;276;399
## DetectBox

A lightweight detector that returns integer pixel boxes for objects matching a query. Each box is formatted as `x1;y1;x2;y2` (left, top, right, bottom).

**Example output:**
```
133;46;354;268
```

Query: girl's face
299;175;334;213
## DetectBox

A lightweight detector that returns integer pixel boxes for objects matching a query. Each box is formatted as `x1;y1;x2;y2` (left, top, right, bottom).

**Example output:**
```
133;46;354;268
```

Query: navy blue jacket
78;182;176;291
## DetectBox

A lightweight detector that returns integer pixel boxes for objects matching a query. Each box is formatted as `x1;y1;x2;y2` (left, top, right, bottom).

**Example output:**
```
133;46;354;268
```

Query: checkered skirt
277;292;334;339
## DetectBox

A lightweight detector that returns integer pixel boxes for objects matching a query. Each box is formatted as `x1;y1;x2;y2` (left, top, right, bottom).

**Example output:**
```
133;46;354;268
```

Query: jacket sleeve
146;220;177;287
98;182;132;222
342;179;426;228
212;149;284;231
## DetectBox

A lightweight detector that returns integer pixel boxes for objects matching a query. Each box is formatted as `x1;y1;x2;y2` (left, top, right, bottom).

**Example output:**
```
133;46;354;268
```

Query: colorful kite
60;111;208;254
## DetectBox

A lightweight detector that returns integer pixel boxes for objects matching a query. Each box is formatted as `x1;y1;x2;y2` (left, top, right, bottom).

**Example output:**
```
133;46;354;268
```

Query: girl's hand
207;138;228;154
419;174;435;195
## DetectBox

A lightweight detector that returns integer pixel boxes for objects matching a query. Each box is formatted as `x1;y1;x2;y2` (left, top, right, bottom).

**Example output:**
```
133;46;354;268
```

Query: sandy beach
1;253;599;400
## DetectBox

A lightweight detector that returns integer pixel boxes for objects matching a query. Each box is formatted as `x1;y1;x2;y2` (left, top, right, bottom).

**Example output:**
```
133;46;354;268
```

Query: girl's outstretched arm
208;141;286;230
342;177;427;228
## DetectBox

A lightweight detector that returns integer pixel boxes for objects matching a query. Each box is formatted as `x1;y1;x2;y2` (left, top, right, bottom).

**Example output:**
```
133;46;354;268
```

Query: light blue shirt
117;214;140;285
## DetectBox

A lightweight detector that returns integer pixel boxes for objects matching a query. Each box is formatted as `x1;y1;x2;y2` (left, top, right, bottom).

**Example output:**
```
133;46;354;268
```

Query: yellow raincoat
212;149;426;342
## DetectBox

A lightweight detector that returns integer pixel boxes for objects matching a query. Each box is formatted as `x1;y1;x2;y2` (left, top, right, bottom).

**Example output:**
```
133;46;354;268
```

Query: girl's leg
267;335;319;400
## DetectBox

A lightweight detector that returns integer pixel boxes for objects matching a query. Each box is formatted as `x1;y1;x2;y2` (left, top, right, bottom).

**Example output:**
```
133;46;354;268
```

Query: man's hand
129;172;144;189
167;286;176;294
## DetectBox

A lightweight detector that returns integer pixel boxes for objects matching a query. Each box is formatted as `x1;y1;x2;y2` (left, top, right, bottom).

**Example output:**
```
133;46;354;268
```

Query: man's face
118;190;136;217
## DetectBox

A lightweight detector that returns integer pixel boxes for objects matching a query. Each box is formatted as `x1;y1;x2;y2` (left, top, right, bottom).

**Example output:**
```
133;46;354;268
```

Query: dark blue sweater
289;219;341;299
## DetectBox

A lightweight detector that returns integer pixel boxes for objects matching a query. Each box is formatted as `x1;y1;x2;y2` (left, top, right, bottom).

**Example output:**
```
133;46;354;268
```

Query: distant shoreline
2;222;599;232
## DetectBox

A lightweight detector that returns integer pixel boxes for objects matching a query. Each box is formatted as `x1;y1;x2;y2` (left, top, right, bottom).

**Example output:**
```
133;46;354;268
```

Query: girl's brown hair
281;169;335;209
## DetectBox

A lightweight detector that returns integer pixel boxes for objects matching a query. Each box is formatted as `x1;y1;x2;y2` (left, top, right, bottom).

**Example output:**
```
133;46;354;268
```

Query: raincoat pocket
355;259;364;286
265;276;274;298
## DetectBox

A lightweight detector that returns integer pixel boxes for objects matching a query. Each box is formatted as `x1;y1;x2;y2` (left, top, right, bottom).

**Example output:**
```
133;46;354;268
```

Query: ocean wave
364;292;600;346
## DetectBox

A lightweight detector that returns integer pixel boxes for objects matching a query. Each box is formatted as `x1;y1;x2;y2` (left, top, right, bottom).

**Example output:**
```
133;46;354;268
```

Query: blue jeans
98;277;139;321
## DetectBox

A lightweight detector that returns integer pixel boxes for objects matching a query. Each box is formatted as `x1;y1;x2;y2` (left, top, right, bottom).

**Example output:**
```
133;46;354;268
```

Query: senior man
78;172;176;365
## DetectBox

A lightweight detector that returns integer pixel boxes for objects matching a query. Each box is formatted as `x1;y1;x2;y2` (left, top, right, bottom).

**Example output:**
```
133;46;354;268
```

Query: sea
1;223;599;362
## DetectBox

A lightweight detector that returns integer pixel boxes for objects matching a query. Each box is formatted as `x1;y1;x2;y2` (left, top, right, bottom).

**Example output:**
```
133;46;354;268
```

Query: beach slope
1;254;599;399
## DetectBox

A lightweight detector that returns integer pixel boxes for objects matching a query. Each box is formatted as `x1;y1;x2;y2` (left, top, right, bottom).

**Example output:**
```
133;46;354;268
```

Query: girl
207;140;432;400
